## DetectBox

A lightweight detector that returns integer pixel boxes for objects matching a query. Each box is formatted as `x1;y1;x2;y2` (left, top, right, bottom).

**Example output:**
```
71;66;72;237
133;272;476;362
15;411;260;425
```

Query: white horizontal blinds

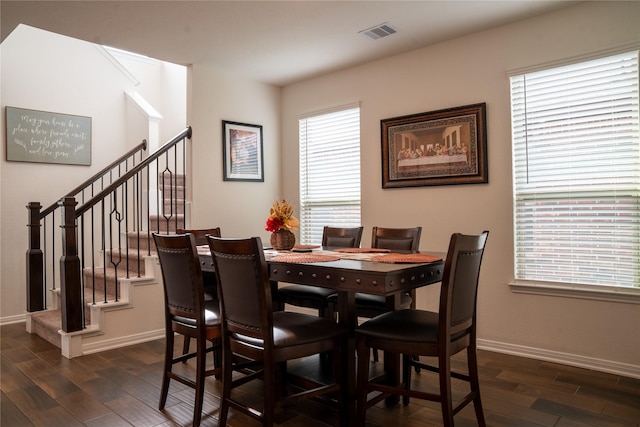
299;107;361;245
511;51;640;288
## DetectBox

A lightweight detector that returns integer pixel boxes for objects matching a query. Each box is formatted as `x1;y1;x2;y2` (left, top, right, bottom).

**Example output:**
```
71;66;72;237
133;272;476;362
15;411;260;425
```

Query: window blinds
510;51;640;288
299;107;361;245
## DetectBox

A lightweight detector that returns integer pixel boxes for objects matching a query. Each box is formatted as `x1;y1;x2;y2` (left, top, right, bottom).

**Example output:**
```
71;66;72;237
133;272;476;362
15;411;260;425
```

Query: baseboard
0;313;26;326
478;338;640;379
81;328;165;355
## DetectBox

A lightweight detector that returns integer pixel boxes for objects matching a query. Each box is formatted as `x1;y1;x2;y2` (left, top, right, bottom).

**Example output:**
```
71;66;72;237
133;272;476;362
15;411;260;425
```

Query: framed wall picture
222;120;264;182
381;103;487;188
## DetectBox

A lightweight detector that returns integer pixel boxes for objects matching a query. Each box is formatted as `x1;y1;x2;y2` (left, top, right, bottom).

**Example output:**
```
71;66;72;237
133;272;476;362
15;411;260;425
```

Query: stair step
149;215;185;234
158;173;186;187
31;309;63;348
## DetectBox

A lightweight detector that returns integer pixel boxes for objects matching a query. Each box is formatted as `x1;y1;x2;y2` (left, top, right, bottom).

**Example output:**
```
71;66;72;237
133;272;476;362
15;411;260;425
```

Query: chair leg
468;347;486;426
213;340;223;380
439;353;454;427
355;336;370;427
182;336;191;358
402;354;412;406
193;336;206;426
263;360;277;426
218;346;232;427
159;328;174;410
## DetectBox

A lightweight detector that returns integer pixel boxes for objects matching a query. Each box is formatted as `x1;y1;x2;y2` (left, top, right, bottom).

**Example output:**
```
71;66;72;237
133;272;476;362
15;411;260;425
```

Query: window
510;51;640;290
299;106;361;244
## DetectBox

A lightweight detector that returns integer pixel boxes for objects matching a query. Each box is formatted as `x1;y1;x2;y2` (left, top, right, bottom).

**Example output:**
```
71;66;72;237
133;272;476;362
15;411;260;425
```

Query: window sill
509;281;640;304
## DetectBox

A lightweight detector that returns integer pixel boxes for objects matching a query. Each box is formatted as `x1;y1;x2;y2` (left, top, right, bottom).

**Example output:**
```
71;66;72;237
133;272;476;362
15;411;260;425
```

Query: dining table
198;245;445;422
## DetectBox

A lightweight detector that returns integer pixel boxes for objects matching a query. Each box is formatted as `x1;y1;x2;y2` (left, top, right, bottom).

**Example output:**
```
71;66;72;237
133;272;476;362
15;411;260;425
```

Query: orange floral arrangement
265;199;300;233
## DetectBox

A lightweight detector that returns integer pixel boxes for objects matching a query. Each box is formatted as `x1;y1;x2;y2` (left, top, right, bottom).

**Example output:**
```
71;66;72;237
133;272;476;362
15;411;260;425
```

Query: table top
198;246;445;296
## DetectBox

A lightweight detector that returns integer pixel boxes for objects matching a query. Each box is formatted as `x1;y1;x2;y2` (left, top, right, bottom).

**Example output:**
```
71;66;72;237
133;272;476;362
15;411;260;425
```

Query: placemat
293;244;320;249
371;253;443;264
271;253;341;263
333;247;391;253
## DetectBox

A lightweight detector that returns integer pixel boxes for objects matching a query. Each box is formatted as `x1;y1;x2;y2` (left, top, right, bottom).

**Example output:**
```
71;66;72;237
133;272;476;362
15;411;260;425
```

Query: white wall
281;1;640;372
0;25;187;322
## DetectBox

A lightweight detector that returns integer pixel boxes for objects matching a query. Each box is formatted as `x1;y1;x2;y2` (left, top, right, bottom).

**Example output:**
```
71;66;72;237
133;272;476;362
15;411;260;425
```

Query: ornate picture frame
381;103;487;188
222;120;264;182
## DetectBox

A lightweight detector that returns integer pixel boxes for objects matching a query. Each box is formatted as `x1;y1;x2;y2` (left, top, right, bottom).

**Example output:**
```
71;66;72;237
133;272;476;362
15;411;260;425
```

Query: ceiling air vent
359;22;398;40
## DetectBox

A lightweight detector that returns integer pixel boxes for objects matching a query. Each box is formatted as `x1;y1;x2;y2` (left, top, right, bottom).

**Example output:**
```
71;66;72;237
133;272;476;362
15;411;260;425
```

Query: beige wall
280;1;640;372
188;63;282;240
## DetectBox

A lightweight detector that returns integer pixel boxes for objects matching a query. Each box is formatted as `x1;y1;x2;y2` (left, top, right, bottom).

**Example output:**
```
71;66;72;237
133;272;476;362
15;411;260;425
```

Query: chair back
439;231;489;339
176;227;221;245
371;226;422;251
207;236;273;342
322;226;363;248
153;233;206;322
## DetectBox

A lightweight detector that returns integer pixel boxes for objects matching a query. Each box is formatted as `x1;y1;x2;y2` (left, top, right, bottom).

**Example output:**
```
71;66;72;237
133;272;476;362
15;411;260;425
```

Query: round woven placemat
371;253;442;264
293;244;320;249
333;248;391;253
271;253;341;263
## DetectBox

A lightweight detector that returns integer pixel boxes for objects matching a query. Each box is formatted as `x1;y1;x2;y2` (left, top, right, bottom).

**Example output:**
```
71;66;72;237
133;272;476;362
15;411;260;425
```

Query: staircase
26;128;191;358
29;173;186;356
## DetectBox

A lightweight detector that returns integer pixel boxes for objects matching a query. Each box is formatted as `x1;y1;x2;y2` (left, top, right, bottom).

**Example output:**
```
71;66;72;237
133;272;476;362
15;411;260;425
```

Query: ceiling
1;1;576;87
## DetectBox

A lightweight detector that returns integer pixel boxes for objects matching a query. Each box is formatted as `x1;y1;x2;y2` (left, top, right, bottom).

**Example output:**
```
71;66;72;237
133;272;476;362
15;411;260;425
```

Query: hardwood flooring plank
27;405;86;427
105;394;171;426
532;398;638;426
31;372;82;399
1;390;35;426
0;354;36;393
56;389;114;422
6;384;59;414
83;411;132;427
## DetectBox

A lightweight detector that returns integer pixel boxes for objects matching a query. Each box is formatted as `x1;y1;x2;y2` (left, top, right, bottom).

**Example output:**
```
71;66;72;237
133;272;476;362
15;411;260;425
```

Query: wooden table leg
337;291;356;424
383;293;401;406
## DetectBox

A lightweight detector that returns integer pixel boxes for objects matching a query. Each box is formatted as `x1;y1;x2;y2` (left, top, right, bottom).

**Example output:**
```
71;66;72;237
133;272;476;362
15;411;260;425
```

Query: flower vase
271;229;295;251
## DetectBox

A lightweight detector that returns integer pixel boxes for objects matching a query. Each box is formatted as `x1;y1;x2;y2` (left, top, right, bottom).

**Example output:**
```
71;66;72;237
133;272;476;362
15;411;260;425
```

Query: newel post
26;202;45;312
59;197;83;332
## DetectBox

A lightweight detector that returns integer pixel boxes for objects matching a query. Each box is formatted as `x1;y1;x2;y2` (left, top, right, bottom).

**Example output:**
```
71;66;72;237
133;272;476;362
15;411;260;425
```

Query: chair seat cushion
277;284;336;308
354;292;412;310
232;311;347;349
327;292;412;311
357;309;439;343
173;300;220;328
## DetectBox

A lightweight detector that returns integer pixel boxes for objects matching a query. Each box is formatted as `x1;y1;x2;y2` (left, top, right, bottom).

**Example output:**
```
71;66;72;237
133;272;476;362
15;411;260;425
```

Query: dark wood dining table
198;246;444;421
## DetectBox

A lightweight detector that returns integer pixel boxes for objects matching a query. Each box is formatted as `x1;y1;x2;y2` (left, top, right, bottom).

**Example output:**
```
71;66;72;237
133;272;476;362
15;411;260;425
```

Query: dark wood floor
1;322;639;427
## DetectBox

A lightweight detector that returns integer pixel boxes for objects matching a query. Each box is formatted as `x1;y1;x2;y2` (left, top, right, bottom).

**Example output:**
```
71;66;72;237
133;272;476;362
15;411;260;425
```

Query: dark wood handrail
75;127;191;218
40;140;148;218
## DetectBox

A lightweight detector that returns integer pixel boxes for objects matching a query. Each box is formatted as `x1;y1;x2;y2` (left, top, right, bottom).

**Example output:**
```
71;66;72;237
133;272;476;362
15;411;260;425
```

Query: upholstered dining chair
176;227;222;356
275;226;363;318
207;235;349;427
355;231;489;427
153;233;222;427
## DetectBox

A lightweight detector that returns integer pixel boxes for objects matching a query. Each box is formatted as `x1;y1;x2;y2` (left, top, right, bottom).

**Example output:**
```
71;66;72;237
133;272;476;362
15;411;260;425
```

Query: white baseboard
478;338;640;379
0;313;26;326
81;328;165;355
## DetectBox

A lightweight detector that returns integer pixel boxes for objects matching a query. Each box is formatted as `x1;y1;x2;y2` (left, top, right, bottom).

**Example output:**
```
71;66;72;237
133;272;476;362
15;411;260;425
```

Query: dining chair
207;235;349;427
153;232;223;427
275;226;363;318
355;231;489;427
176;227;222;356
335;226;421;362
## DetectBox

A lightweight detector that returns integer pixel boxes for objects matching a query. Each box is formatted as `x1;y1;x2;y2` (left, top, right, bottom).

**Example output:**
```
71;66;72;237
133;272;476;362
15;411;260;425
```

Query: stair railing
27;126;191;333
